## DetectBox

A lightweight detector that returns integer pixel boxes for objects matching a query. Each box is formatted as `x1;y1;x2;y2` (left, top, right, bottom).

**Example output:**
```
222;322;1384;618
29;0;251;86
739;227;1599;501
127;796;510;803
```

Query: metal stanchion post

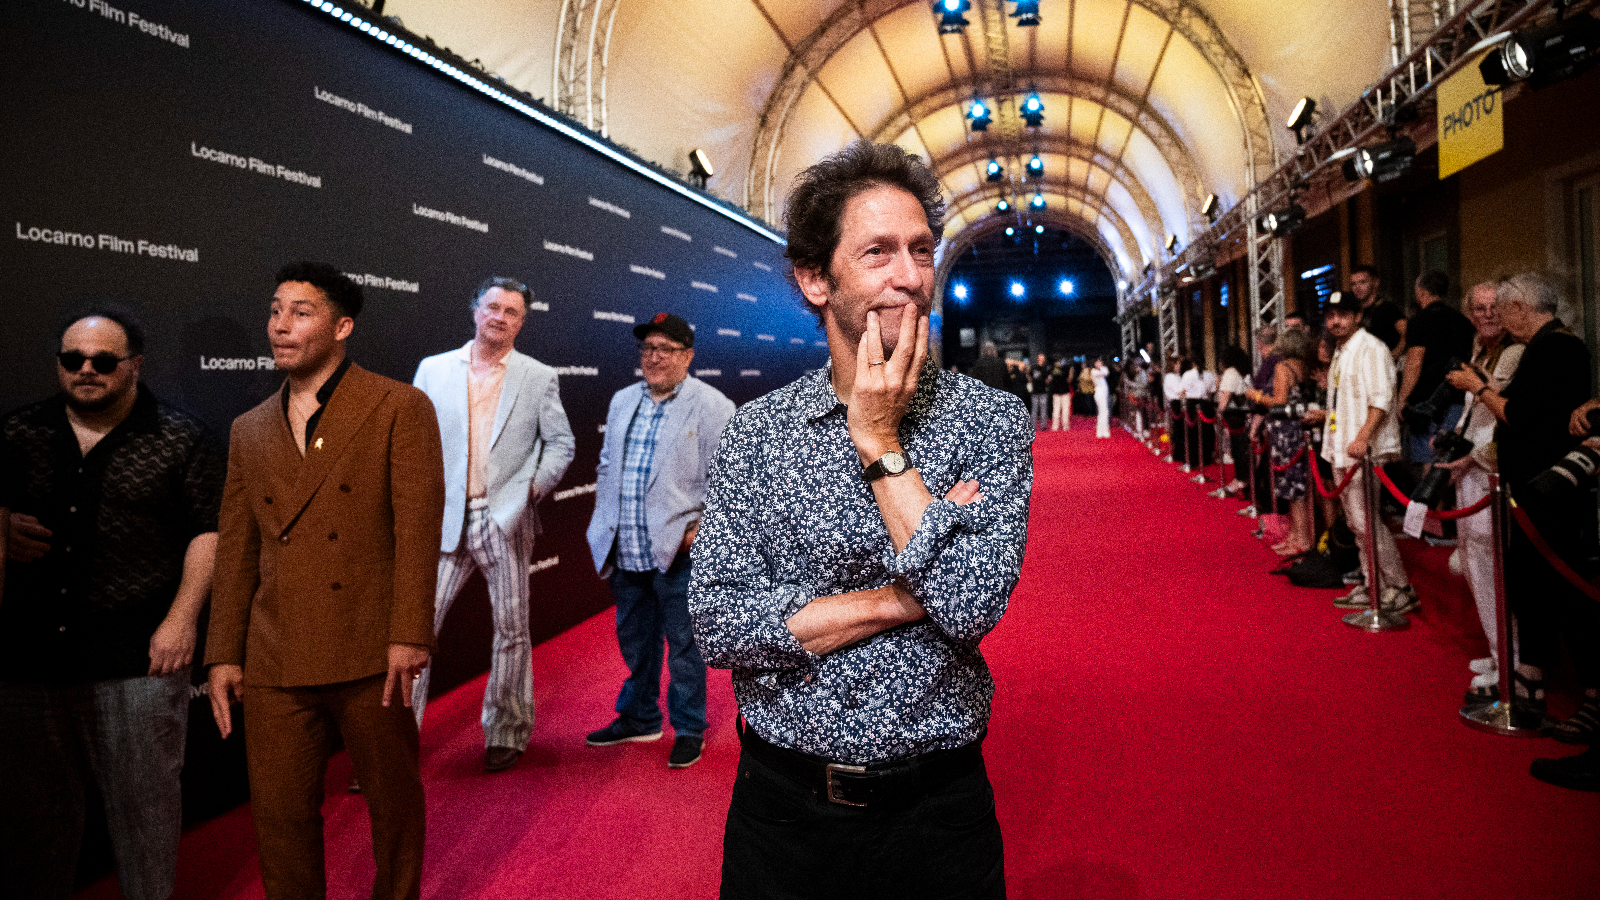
1460;474;1546;734
1207;417;1229;498
1343;456;1409;631
1163;403;1175;463
1238;426;1260;517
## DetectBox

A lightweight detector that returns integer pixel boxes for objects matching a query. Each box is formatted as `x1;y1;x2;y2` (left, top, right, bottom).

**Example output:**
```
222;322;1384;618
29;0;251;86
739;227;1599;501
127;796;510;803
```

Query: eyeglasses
639;343;687;359
58;351;130;374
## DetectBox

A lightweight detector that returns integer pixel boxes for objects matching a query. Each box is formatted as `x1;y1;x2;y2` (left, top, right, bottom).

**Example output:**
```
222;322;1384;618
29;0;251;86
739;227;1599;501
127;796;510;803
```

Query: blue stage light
968;98;992;131
1010;282;1026;298
1030;193;1046;209
952;283;969;301
986;159;1004;182
1059;279;1074;296
996;198;1010;213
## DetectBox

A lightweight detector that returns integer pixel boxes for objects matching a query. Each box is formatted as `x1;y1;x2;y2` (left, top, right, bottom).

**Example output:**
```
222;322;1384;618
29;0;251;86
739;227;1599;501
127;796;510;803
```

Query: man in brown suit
206;262;445;900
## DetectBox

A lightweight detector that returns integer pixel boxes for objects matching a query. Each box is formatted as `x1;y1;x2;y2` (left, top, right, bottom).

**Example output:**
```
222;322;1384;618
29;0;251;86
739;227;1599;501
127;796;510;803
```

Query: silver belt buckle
824;762;869;807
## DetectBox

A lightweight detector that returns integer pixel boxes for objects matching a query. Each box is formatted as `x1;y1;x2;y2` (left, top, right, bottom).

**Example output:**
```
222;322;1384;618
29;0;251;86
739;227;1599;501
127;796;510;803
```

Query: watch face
882;451;908;475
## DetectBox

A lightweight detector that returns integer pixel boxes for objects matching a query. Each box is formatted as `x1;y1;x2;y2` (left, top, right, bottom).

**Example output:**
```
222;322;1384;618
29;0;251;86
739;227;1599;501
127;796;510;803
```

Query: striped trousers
412;503;534;751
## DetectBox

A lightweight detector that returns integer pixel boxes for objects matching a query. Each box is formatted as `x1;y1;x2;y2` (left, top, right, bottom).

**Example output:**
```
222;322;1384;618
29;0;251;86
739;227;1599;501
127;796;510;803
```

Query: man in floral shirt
690;141;1033;899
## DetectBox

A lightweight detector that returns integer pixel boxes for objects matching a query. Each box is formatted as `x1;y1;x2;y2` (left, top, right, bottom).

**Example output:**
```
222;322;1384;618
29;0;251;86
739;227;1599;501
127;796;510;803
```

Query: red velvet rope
1271;444;1306;474
1306;449;1360;499
1509;500;1600;604
1369;465;1494;520
1197;409;1218;425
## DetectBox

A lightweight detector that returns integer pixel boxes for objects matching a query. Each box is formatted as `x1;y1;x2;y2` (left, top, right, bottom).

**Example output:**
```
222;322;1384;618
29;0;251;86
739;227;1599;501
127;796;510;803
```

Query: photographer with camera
1437;283;1525;708
1245;327;1315;558
1449;273;1598;791
1399;272;1475;479
1316;291;1416;614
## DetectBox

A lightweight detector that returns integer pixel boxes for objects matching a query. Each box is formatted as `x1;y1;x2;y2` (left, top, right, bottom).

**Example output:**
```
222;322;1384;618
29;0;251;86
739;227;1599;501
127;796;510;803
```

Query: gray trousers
0;668;190;900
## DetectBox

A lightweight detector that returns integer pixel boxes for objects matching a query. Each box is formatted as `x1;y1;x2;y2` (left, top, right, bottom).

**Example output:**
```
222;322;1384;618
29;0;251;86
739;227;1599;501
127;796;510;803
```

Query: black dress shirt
1;385;225;681
280;356;351;450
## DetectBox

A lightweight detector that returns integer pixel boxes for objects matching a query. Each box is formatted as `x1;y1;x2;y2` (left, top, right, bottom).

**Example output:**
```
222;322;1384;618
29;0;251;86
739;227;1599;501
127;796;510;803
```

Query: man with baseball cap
585;313;734;768
1316;290;1415;614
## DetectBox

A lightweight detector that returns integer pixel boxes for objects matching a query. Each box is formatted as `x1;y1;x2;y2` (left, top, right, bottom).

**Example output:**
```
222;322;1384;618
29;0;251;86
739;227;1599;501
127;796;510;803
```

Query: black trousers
719;748;1005;900
1509;488;1600;686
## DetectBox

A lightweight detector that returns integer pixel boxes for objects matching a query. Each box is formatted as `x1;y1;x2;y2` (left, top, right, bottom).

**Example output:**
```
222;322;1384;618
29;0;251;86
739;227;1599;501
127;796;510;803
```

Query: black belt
736;718;983;809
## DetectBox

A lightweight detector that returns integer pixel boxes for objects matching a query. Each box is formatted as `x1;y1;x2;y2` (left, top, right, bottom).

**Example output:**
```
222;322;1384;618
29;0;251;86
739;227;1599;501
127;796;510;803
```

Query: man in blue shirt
690;141;1033;899
585;313;734;769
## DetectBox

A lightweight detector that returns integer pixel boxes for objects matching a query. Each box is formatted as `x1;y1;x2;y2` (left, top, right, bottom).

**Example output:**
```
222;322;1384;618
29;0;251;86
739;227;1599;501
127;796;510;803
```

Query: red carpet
81;422;1598;899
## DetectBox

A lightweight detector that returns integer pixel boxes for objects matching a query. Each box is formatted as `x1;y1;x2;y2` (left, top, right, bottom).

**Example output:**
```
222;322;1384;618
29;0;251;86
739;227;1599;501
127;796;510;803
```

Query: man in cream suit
411;277;574;772
585;313;734;769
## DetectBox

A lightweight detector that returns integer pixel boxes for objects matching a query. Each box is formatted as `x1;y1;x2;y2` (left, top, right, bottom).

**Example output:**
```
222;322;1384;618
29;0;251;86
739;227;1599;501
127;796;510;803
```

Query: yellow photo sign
1437;49;1504;179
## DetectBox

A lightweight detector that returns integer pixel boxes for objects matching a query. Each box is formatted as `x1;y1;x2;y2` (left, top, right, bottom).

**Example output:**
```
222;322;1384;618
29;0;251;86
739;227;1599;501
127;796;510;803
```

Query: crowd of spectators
1120;268;1600;793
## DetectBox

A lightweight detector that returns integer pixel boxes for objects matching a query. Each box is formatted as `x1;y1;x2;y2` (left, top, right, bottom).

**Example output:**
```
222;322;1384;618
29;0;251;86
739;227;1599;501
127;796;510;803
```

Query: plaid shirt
616;384;677;571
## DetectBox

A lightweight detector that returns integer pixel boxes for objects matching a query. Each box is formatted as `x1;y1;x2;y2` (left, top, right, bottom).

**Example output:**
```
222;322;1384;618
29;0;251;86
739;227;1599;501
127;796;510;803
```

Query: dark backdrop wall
2;0;825;837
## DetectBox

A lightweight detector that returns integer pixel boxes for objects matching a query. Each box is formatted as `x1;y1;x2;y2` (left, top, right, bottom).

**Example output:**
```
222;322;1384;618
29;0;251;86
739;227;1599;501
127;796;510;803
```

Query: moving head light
1259;203;1306;238
1480;12;1600;90
1342;137;1416;184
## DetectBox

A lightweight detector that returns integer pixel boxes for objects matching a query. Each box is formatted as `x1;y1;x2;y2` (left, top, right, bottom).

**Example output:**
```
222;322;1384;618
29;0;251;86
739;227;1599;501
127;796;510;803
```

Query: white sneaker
1469;670;1499;690
1469;657;1495;676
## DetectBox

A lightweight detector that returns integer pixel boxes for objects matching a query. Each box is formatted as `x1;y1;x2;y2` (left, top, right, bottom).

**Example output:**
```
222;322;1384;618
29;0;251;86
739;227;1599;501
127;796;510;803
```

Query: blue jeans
0;669;190;900
610;552;706;738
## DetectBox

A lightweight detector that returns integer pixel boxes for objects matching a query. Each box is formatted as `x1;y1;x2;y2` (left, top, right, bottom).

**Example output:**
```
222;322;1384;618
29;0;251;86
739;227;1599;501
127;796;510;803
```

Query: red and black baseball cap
634;312;694;348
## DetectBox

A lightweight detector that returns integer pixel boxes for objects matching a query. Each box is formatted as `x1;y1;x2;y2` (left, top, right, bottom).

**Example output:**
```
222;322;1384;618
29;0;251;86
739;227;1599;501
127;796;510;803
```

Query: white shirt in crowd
1163;371;1184;402
1321;327;1402;470
1201;370;1218;396
1179;368;1207;400
1464;340;1524;471
1218;367;1245;397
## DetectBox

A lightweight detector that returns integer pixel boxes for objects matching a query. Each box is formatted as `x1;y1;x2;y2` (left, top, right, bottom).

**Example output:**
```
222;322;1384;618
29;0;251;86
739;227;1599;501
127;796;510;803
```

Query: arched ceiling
384;0;1394;278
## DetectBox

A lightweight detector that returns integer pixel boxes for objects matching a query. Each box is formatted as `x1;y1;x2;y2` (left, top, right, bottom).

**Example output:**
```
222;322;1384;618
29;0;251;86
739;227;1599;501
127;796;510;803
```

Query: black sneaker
1530;748;1600;792
585;719;663;746
668;735;704;769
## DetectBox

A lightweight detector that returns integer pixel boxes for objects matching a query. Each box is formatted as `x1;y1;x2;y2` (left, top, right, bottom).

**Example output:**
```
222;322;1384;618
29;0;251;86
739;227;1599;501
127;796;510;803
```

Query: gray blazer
414;343;574;553
586;376;735;576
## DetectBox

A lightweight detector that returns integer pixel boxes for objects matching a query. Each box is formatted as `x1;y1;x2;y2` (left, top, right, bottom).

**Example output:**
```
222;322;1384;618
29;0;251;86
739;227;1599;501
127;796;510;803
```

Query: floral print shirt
689;361;1033;764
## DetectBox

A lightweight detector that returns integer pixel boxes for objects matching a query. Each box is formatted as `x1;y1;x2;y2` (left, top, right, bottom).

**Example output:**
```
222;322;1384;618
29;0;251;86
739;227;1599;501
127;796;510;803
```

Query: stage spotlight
1259;203;1306;238
951;282;969;301
1010;281;1026;298
1059;279;1074;296
1005;225;1016;236
996;198;1010;213
1165;234;1179;253
1030;193;1046;210
687;148;714;189
967;98;992;131
1341;136;1415;183
1118;279;1130;291
1020;90;1045;128
937;0;971;35
985;159;1004;182
1026;155;1044;179
1034;224;1045;234
1481;14;1600;89
1011;0;1041;27
1200;193;1219;222
1287;97;1316;144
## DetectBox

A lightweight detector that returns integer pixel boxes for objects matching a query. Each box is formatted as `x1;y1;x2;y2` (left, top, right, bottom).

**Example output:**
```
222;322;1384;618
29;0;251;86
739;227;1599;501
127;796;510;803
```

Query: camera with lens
1412;431;1475;509
1265;400;1320;421
1407;360;1468;436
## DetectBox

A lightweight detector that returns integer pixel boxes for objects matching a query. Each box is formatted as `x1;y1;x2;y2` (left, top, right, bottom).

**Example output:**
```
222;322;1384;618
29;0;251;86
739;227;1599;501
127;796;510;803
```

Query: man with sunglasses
1;307;224;900
584;313;733;768
410;276;574;773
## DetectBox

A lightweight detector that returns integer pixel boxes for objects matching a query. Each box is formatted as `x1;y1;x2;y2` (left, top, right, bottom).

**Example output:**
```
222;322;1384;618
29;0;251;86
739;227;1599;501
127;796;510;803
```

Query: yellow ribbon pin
314;438;324;450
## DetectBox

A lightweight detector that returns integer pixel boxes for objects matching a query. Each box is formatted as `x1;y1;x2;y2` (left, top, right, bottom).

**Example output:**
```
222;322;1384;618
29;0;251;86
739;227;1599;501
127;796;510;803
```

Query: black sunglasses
58;351;130;375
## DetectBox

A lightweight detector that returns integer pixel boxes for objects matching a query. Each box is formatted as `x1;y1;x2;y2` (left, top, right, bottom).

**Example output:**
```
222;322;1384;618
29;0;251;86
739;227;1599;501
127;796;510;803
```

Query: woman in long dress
1092;358;1112;438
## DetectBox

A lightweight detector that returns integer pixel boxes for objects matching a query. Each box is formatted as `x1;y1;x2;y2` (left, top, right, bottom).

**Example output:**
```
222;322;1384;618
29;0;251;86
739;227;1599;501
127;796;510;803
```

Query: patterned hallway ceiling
383;0;1397;278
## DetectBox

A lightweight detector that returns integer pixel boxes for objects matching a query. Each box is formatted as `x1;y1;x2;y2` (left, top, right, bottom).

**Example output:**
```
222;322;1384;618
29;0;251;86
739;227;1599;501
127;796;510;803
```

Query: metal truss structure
553;0;623;137
1147;0;1556;360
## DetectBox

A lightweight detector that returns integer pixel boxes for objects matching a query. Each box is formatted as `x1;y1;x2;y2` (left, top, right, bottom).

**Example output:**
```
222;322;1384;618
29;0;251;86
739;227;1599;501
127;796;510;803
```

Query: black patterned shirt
1;385;225;681
689;361;1033;764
